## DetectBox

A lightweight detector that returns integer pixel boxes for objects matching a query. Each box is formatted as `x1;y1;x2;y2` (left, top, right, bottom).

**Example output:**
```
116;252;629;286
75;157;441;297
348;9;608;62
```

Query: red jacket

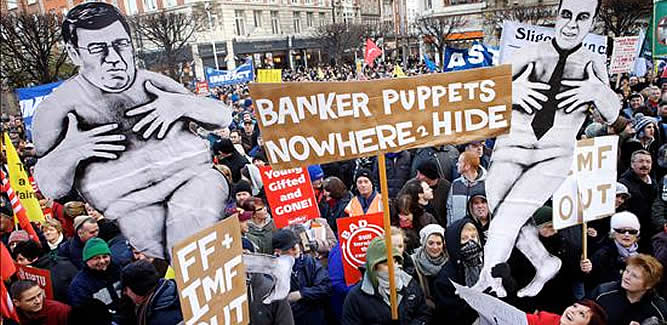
527;311;561;325
18;299;70;325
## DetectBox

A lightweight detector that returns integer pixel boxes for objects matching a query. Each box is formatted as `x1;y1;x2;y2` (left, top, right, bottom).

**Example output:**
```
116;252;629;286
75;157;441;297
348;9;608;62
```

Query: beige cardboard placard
249;65;512;170
172;217;249;325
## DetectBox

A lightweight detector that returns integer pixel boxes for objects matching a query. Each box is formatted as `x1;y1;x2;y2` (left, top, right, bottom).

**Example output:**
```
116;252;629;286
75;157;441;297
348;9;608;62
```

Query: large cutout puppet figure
472;0;619;297
32;2;231;260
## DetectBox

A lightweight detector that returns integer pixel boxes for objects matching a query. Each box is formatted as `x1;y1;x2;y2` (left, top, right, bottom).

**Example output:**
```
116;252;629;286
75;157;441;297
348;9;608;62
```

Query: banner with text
336;213;384;286
172;217;249;325
443;42;499;72
15;264;53;299
249;65;512;169
259;166;319;228
205;58;254;87
15;81;62;141
553;136;618;230
499;21;607;64
610;36;641;74
257;69;282;83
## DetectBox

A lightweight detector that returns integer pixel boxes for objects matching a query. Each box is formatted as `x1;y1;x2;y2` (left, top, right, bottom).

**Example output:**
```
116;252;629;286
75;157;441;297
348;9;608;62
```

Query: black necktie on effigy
531;39;582;140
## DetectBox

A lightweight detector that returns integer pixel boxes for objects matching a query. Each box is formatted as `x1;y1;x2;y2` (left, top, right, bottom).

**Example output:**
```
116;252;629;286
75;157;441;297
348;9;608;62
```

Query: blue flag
423;54;437;72
205;58;254;87
16;81;63;141
443;42;498;72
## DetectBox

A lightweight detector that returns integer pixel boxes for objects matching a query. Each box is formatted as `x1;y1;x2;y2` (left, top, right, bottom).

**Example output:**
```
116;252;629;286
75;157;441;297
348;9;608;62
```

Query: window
143;0;157;11
235;10;246;36
6;0;17;9
424;0;432;10
165;0;176;8
306;12;313;28
305;0;312;3
319;12;326;26
293;11;301;33
26;0;36;5
271;11;280;34
125;0;138;14
253;10;262;28
291;0;298;4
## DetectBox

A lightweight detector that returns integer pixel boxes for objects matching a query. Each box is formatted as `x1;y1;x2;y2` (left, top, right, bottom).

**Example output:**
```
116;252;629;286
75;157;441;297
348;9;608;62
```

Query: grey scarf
615;240;639;262
412;247;447;276
376;267;410;306
460;240;483;287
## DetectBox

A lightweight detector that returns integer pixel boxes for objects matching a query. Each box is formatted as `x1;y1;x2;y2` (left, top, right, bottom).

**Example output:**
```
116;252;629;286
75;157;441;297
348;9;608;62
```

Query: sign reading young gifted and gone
172;217;249;325
553;136;618;230
15;264;54;299
336;213;384;286
260;166;319;228
249;65;512;169
610;36;640;74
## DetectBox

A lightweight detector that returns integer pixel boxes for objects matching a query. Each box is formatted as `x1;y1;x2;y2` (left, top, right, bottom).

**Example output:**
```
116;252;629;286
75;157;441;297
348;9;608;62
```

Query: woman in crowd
242;197;276;254
526;300;608;325
584;212;642;289
410;224;447;314
591;254;666;325
42;218;67;255
319;176;353;236
393;180;438;254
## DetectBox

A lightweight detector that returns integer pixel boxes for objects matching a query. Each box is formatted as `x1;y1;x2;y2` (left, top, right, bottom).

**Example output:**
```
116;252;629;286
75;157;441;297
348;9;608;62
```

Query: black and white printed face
555;0;596;50
72;20;136;93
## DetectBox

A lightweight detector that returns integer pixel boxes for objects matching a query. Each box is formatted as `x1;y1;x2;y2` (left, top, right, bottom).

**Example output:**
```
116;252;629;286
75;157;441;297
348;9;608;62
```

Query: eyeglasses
77;39;132;55
614;228;639;235
254;206;266;213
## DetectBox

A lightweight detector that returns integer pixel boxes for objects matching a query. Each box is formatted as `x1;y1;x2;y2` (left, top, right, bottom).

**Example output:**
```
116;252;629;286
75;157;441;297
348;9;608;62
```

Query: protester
121;260;183;325
243;197;276;254
59;215;99;269
213;137;249;183
319;176;353;235
341;237;431;325
591;254;667;325
345;168;382;216
41;218;67;255
525;300;607;325
415;160;451;227
272;229;331;325
619;150;658;251
371;151;412;199
410;224;447;313
10;280;71;325
394;180;438;254
446;152;487;226
466;195;490;239
13;240;78;303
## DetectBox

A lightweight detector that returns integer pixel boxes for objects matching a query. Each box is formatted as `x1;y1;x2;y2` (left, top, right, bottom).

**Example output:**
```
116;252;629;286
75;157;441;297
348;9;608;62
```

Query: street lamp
204;1;219;70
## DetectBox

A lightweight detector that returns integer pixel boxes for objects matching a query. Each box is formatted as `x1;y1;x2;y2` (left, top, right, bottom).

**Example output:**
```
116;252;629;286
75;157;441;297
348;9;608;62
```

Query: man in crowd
59;215;99;269
272;229;331;325
447;152;487;226
345;169;382;216
121;260;183;325
619;150;658;251
13;240;78;302
10;280;71;325
416;160;451;227
214;137;249;184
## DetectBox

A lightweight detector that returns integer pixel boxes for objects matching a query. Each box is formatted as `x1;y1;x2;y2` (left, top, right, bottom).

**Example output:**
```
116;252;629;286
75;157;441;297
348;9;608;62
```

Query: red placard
15;264;54;299
336;212;384;286
260;166;320;228
195;81;210;96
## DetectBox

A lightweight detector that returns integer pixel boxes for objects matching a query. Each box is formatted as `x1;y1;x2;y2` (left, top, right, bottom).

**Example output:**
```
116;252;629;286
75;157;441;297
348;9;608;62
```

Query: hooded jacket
446;167;487;227
433;218;483;325
248;273;294;325
136;279;183;325
410;146;459;182
466;194;490;240
31;253;78;303
289;254;331;325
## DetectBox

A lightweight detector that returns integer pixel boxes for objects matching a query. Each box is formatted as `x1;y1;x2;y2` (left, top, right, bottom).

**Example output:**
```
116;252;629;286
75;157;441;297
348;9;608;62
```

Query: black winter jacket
591;281;667;325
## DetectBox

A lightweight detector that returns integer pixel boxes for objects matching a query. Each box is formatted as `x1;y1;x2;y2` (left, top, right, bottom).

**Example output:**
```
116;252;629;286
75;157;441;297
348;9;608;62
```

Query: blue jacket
327;245;355;322
68;262;122;315
58;235;85;269
290;254;331;325
138;279;183;325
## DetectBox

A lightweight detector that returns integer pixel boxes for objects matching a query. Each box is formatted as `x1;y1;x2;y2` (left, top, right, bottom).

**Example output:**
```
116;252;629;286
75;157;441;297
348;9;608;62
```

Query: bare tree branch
314;23;366;65
598;0;651;37
484;4;558;29
413;15;468;68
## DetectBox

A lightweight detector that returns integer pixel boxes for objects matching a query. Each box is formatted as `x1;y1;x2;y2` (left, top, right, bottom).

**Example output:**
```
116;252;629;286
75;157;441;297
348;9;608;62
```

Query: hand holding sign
513;62;550;115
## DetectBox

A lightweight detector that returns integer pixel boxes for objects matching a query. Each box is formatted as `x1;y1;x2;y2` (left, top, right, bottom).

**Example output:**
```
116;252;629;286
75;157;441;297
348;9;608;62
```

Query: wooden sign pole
377;154;398;319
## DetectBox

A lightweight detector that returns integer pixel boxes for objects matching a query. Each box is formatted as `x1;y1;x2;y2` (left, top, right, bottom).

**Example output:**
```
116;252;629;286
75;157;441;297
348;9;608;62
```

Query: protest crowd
2;2;667;325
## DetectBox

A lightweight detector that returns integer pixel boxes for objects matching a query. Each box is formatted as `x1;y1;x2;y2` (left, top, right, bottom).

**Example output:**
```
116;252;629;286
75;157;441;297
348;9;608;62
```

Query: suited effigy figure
33;2;232;260
472;0;620;297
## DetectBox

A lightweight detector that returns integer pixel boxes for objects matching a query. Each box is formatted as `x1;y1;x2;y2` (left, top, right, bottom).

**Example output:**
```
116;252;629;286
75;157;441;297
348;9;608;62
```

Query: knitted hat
8;230;29;245
610;212;640;231
73;215;95;232
355;168;373;183
417;160;439;180
233;180;252;197
83;237;111;261
632;114;656;136
121;260;159;296
272;229;299;251
615;182;631;199
212;138;235;155
419;224;445;246
308;165;325;181
532;206;553;227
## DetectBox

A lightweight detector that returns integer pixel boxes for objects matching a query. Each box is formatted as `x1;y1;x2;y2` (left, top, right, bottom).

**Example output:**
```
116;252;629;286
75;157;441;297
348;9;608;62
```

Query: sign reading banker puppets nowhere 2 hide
249;65;512;169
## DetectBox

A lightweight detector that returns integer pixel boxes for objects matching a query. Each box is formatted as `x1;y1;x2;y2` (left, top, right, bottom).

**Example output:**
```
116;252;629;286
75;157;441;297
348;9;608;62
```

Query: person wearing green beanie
341;237;431;325
68;237;126;323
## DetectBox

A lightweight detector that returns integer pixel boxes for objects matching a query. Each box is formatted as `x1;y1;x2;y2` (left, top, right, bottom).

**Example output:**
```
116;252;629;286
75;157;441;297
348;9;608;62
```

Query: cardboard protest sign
257;69;282;83
172;217;249;325
15;264;54;299
499;21;607;64
249;65;512;169
336;213;384;286
195;81;210;96
553;136;618;230
259;166;319;228
453;282;528;325
610;36;641;74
